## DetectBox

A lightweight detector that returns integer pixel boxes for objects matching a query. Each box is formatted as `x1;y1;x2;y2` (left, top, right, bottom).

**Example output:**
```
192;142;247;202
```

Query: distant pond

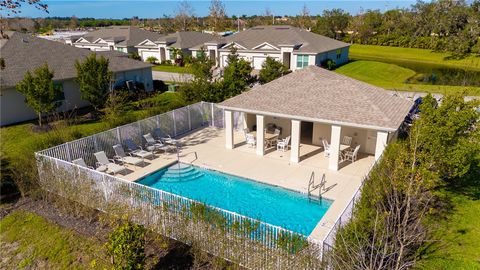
350;57;480;87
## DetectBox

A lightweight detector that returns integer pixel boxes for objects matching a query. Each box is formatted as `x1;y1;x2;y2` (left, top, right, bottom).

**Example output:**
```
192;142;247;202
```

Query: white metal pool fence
35;101;366;269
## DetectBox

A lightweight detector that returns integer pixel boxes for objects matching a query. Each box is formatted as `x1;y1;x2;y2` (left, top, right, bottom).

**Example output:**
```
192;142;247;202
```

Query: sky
7;0;418;19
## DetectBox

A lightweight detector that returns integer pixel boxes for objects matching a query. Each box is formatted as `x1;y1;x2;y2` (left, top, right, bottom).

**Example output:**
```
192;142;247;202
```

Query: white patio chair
246;133;256;148
344;145;361;163
124;139;155;159
322;139;330;157
72;158;94;169
342;136;353;146
94;151;126;175
243;128;250;141
143;133;171;153
276;136;291;152
113;144;144;167
274;128;281;136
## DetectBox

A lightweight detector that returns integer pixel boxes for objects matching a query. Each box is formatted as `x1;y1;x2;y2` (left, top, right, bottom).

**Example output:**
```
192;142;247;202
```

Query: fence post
187;105;192;131
211;103;215;127
138;121;143;141
172;110;177;137
93;135;99;152
116;127;121;143
66;142;72;162
156;114;160;128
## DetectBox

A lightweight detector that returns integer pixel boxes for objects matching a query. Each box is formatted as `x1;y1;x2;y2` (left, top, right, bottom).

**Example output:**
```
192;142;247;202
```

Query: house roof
77;26;161;47
0;31;152;88
193;25;349;53
219;66;413;131
154;31;216;49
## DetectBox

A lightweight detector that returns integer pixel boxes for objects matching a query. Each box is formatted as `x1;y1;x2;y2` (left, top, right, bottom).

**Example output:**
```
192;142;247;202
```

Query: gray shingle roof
219;66;413;131
0;32;152;88
155;31;216;49
80;26;161;46
195;25;349;53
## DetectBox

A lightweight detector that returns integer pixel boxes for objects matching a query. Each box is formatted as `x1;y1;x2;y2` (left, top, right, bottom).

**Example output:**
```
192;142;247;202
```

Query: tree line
3;0;479;55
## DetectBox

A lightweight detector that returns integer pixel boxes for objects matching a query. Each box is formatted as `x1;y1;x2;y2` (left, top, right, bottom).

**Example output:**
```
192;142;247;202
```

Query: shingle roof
195;25;349;53
155;31;216;49
219;66;413;131
0;31;152;88
80;26;161;46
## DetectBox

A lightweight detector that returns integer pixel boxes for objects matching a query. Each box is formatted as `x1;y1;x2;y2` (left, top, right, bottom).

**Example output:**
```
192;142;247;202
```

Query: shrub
145;56;158;64
105;220;146;270
321;59;336;70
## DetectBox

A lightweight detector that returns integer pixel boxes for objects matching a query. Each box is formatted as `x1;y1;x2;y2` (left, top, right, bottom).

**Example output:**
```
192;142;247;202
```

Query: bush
321;59;336;70
105;220;146;270
145;56;158;64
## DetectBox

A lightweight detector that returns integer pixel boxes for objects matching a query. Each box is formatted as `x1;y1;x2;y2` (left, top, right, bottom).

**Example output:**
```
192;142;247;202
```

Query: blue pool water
137;163;332;235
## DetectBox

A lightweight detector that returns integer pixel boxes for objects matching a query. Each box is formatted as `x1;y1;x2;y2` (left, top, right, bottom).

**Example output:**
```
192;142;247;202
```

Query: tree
312;9;350;39
221;47;253;99
180;48;215;103
297;4;312;29
207;0;227;32
145;56;158;64
258;57;289;84
0;0;48;15
16;63;61;126
69;15;78;29
174;0;195;31
75;53;112;112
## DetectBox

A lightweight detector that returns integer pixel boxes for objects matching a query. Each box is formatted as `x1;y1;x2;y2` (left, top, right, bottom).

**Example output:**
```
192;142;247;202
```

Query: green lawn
152;65;192;74
417;195;480;269
349;44;480;71
0;210;111;269
335;60;480;96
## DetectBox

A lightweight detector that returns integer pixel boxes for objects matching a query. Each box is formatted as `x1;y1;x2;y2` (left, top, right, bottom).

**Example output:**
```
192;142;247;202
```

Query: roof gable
137;39;157;46
221;42;247;50
252;42;279;50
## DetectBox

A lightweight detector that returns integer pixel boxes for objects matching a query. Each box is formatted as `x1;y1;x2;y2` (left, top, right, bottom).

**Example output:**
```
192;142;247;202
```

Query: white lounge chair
113;144;144;167
344;145;361;163
72;158;94;169
322;139;330;157
342;136;353;146
143;133;172;153
124;139;154;159
94;151;126;175
246;133;256;148
277;136;291;152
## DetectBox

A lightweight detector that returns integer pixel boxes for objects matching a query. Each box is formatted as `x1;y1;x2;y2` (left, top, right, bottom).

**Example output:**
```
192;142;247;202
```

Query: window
53;83;65;103
296;55;309;69
169;49;174;60
336;49;342;59
196;50;205;58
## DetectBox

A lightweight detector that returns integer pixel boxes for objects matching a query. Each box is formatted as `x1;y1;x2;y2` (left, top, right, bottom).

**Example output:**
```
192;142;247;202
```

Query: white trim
216;106;399;132
220;42;247;50
137;39;157;46
252;42;280;51
92;38;108;44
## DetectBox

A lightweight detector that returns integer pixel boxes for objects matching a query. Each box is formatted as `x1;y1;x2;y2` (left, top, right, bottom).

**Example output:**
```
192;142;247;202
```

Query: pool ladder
308;171;326;203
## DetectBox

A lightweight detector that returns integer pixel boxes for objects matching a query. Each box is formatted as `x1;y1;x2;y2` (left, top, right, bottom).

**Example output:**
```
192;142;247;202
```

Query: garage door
253;57;267;69
141;50;160;62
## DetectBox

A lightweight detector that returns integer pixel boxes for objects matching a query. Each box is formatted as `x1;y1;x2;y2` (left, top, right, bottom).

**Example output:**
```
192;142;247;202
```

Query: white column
329;125;342;171
225;110;234;149
375;131;389;161
290;120;301;163
256;115;265;156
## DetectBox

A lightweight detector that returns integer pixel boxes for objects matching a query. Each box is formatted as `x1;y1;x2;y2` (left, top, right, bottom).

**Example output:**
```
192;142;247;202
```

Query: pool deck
120;127;375;243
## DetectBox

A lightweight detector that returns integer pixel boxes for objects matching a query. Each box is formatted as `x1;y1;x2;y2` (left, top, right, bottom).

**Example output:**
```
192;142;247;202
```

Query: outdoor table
340;144;352;160
249;131;279;148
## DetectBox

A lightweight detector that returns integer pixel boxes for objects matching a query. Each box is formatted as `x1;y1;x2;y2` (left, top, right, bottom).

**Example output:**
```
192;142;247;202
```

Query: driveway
152;71;193;83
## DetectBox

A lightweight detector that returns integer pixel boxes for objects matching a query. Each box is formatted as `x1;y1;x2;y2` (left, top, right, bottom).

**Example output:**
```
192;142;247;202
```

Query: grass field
336;60;480;96
0;211;111;269
152;65;192;74
349;44;480;71
417;194;480;269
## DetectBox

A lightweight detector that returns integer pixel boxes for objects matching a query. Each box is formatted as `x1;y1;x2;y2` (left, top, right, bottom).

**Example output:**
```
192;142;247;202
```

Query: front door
160;47;166;62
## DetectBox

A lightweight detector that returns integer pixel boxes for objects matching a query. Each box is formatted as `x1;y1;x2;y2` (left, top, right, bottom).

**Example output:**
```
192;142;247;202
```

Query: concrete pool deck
121;127;375;242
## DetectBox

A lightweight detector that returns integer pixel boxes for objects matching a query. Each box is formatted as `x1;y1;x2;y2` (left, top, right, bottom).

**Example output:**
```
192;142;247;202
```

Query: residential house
191;25;350;70
135;31;216;63
0;31;153;126
219;66;412;171
66;26;160;54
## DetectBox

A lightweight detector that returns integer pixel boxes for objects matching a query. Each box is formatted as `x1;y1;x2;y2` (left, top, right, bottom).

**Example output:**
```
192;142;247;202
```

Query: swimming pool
137;163;332;235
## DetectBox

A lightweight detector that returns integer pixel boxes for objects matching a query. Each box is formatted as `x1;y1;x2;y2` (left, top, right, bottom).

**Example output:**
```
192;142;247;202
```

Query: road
152;71;193;83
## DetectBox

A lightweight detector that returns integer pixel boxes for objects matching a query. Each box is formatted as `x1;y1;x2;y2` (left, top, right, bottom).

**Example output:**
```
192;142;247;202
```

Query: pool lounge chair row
71;131;180;175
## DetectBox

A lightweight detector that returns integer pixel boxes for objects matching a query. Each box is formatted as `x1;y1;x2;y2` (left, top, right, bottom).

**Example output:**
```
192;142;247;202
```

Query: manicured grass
152;65;192;74
349;44;480;71
417;195;480;269
335;60;480;96
0;210;111;269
